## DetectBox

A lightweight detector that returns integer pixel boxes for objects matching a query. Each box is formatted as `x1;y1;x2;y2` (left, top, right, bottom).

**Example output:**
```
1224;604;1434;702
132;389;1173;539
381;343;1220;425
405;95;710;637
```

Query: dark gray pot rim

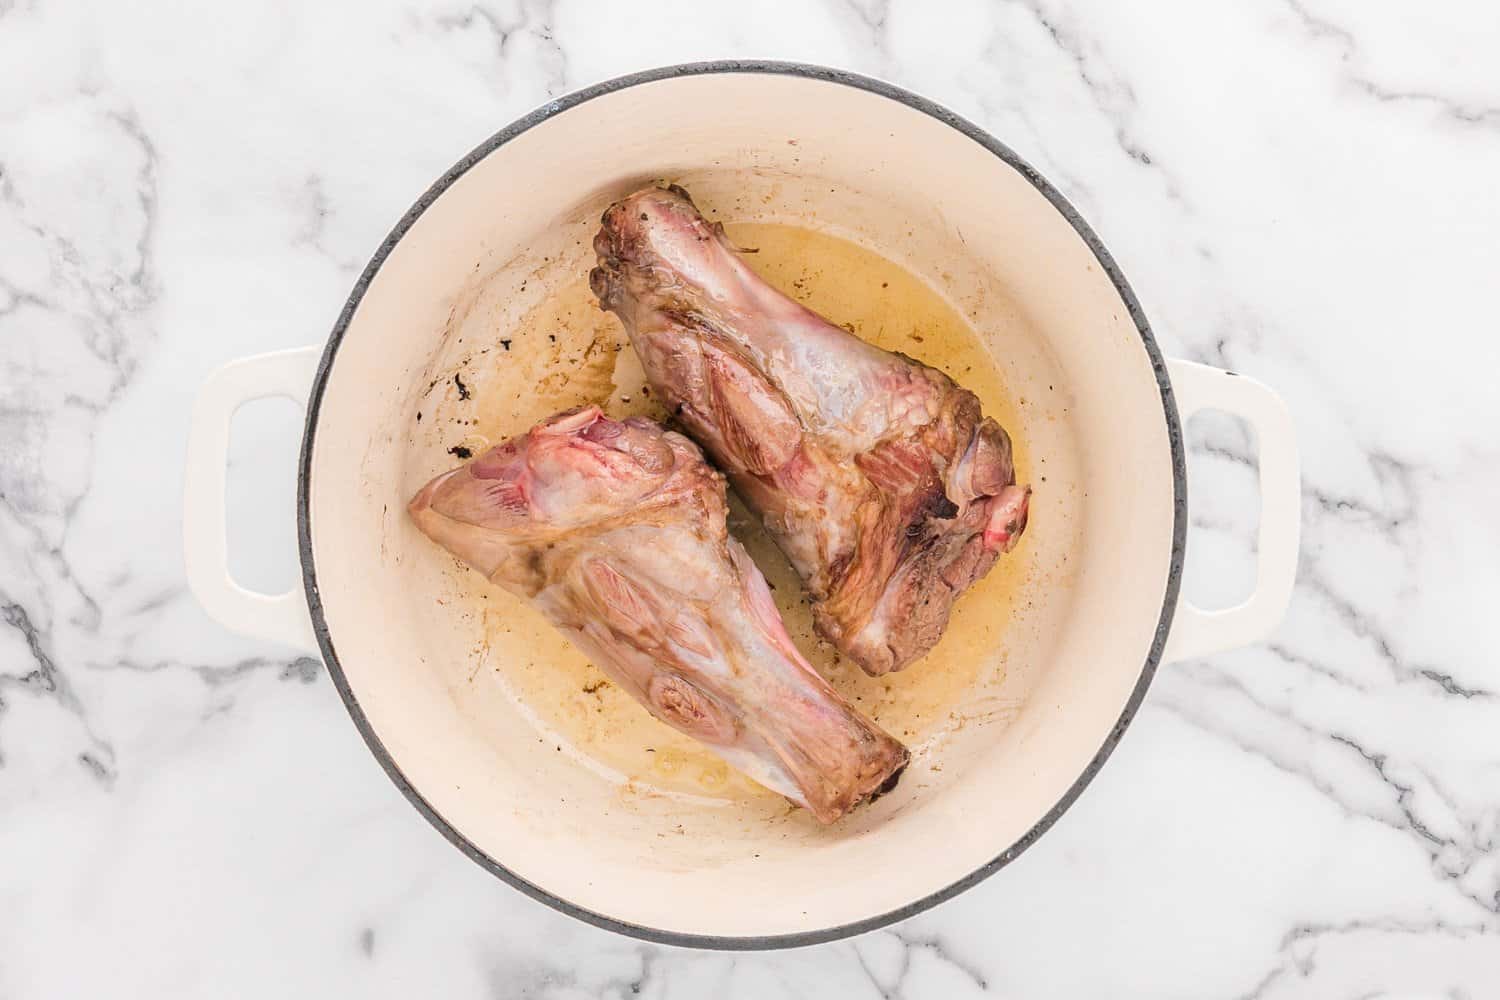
297;59;1187;951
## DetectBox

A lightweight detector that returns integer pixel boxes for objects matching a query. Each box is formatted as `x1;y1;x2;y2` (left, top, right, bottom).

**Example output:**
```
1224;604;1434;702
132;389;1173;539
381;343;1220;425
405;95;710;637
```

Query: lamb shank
591;185;1031;675
408;406;908;823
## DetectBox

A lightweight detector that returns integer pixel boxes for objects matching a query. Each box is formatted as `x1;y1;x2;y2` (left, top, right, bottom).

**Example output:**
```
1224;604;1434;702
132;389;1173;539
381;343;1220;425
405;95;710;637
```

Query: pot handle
183;346;323;651
1162;359;1300;662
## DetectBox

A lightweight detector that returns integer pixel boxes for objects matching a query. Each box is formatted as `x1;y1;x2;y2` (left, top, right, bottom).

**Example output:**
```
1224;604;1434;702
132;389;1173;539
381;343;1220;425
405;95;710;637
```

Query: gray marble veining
1;0;1498;996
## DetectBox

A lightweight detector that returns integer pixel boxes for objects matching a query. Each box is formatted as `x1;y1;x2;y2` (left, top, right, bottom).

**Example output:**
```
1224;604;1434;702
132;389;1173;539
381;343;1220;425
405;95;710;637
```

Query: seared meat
590;185;1031;676
408;406;908;823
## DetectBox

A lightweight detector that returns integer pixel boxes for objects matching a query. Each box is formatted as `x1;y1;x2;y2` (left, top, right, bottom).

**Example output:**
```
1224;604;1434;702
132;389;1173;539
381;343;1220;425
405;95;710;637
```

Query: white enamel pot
184;62;1300;948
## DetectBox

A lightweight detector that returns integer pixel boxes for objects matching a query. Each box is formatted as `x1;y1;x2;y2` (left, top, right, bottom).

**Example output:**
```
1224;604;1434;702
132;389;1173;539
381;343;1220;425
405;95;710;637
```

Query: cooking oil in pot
430;221;1037;808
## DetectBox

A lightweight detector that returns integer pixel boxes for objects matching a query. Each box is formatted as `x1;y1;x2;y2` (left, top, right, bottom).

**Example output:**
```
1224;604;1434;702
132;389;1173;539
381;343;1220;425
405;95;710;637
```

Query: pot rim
296;59;1188;951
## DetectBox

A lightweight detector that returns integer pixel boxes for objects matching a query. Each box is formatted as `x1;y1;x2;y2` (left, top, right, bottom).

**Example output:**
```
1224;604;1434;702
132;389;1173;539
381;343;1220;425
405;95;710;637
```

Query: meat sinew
590;185;1031;676
408;406;908;823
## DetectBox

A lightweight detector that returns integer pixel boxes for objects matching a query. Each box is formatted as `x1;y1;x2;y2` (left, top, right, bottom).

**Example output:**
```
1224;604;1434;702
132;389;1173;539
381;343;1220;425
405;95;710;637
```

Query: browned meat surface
408;406;908;822
591;185;1031;675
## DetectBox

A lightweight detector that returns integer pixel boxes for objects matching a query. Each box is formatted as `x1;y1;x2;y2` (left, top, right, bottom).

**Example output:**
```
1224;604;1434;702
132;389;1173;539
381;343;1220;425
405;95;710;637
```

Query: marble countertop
3;1;1498;996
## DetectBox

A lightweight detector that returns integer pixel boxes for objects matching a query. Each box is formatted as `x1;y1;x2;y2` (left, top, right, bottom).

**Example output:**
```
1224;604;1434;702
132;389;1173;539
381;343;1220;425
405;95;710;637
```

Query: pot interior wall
308;71;1176;939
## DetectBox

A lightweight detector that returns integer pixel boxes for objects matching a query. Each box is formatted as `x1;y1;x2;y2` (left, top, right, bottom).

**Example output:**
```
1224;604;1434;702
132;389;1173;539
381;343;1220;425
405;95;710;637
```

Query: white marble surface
2;0;1499;995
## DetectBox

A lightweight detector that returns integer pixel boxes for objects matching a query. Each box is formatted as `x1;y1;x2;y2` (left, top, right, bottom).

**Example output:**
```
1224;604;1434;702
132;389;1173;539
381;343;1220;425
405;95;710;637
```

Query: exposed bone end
799;732;911;824
984;485;1032;554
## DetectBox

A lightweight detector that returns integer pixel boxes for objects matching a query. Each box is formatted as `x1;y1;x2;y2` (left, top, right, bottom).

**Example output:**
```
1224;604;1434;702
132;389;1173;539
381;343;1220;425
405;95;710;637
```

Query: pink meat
408;406;908;823
590;185;1031;675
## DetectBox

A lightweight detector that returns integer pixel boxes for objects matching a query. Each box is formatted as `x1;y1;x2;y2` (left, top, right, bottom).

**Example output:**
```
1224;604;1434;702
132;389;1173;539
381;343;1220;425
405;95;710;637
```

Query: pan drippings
435;222;1036;806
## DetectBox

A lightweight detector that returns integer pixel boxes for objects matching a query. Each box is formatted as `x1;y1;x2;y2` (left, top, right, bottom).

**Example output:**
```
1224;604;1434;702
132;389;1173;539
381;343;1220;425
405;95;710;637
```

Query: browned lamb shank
408;406;908;822
591;185;1030;676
